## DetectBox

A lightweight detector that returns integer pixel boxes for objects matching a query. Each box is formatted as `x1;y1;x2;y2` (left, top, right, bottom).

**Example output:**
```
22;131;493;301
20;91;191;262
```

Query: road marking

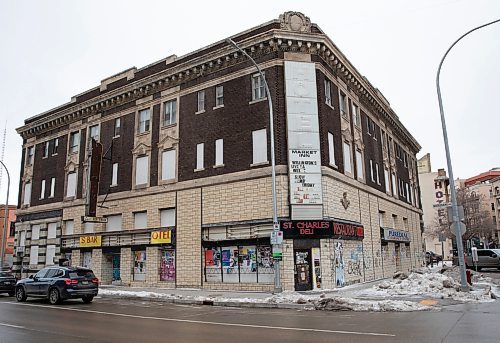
0;322;26;329
0;302;395;337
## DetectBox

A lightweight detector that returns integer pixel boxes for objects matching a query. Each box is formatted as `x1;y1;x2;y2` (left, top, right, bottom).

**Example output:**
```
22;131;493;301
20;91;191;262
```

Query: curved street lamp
436;18;500;291
0;160;10;269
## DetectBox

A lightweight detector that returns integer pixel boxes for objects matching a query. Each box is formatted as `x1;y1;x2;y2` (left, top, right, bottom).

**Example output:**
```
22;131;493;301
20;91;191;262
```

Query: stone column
91;249;103;281
120;248;133;286
146;246;159;286
71;249;81;267
281;239;294;291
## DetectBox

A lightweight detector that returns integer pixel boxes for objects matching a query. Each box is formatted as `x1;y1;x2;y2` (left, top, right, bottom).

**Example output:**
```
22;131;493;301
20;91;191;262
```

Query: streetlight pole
436;18;500;291
226;38;281;292
0;160;10;270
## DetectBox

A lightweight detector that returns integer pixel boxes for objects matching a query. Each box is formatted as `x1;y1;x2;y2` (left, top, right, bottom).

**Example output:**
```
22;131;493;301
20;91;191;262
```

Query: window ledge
161;123;177;129
250;161;269;167
160;178;176;185
69;151;79;155
326;103;335;111
249;97;267;105
112;135;121;139
329;163;338;169
51;153;58;157
194;168;205;172
213;164;225;169
195;109;206;115
213;104;224;110
64;196;76;201
136;131;151;137
135;183;148;190
110;184;118;188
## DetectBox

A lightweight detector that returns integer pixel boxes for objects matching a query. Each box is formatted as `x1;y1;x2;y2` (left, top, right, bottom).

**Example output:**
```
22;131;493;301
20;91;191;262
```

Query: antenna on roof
0;121;6;196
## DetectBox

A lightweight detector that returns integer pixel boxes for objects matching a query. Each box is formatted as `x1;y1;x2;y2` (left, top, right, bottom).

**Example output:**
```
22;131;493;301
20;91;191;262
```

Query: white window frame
49;177;55;198
196;143;204;170
20;231;26;247
83;222;94;234
328;132;336;167
43;141;49;158
134;211;147;229
46;245;56;265
31;224;40;240
215;85;224;107
40;180;46;199
355;150;363;180
106;214;123;232
161;150;176;181
52;138;59;155
197;90;205;113
89;125;100;142
47;223;57;239
23;181;32;206
376;163;381;185
384;168;390;194
163;99;177;126
391;173;397;197
352;103;360;127
215;139;223;166
138;109;151;133
252;73;266;101
26;146;34;166
69;131;80;153
29;245;39;266
343;142;352;174
111;163;118;186
339;92;347;117
160;208;176;227
252;129;268;164
135;155;149;186
114;117;121;137
66;172;77;198
324;79;332;105
369;160;374;182
64;220;74;236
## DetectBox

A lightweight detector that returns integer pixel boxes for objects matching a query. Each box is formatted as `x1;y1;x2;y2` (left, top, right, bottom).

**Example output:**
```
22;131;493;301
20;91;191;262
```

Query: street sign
272;246;283;261
450;222;466;237
447;205;465;221
81;216;108;223
273;223;280;232
270;231;283;245
433;203;450;208
438;233;446;242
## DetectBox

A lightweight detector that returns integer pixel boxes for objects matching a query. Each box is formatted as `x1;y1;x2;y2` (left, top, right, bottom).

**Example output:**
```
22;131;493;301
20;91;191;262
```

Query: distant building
13;12;424;291
0;204;16;267
418;154;453;259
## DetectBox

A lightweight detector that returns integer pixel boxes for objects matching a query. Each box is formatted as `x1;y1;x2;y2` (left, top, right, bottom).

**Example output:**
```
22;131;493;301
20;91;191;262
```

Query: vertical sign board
285;61;323;219
86;139;103;217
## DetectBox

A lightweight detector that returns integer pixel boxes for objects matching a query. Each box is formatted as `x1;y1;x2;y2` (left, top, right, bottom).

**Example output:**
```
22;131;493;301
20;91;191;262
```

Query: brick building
0;204;16;267
13;12;424;291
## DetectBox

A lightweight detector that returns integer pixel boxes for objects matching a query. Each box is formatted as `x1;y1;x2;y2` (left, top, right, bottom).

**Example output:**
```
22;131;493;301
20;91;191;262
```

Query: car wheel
49;288;61;305
15;286;27;302
82;295;94;304
8;291;15;297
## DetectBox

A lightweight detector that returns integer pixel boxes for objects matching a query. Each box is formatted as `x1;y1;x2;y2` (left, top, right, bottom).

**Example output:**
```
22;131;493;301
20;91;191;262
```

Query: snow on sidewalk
99;266;498;312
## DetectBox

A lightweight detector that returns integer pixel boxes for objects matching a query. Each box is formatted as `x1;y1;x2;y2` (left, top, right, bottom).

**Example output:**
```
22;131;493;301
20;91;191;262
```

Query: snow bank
314;297;427;312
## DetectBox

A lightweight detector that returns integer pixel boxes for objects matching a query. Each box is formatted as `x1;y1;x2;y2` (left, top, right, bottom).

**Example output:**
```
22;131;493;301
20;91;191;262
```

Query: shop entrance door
294;249;312;291
395;244;402;271
112;254;121;281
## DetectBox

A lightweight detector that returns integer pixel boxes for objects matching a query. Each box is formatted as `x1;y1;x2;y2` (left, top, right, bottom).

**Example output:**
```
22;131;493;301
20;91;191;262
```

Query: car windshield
491;249;500;255
0;271;12;277
69;270;95;279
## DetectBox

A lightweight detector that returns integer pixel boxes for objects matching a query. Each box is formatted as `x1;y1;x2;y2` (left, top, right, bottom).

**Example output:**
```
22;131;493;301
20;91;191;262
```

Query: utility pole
226;38;281;292
436;18;500;291
0;160;10;269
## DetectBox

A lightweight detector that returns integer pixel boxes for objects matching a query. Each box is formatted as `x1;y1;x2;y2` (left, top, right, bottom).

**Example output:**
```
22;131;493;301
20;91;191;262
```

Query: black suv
15;266;99;304
0;270;16;296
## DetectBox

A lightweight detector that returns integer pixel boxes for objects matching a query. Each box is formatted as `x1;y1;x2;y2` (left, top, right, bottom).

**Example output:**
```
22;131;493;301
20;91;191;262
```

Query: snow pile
314;297;427;312
368;268;497;302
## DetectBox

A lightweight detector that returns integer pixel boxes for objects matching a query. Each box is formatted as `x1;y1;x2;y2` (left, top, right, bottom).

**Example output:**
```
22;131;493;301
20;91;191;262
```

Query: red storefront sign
280;220;364;240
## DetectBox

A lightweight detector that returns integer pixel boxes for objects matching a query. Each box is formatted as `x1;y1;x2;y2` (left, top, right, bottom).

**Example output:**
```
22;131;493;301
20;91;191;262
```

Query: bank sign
382;228;411;242
79;235;102;247
280;220;364;240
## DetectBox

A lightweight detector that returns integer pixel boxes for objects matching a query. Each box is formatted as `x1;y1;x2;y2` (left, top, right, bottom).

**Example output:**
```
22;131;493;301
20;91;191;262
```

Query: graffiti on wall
334;242;344;287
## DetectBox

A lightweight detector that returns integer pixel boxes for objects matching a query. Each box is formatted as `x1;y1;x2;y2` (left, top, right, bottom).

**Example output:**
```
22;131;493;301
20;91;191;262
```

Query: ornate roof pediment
132;142;152;156
279;11;311;33
158;135;179;150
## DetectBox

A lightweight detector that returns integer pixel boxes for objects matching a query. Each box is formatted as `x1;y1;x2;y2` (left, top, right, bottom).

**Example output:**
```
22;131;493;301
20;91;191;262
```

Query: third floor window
26;146;34;166
163;100;177;126
138;109;150;133
69;131;80;153
215;85;224;107
252;74;266;101
197;90;205;112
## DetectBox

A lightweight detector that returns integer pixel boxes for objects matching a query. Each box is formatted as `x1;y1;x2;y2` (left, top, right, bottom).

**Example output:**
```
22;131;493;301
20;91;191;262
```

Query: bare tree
426;188;495;241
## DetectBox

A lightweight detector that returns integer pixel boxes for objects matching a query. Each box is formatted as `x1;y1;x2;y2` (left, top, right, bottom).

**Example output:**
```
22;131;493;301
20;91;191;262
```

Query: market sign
150;229;172;244
382;228;411;242
79;235;102;247
280;220;364;240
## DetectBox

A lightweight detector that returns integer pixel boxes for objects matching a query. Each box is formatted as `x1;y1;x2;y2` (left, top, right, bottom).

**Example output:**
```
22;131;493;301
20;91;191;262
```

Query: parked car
425;251;443;265
15;266;99;304
0;270;16;296
465;249;500;271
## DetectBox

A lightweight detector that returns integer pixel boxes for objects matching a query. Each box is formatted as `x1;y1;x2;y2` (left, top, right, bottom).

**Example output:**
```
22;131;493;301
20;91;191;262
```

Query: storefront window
83;251;92;269
204;244;274;284
160;249;175;281
134;250;146;281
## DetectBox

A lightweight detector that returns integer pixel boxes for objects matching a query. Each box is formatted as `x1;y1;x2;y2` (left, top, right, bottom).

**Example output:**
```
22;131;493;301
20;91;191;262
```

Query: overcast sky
0;0;499;205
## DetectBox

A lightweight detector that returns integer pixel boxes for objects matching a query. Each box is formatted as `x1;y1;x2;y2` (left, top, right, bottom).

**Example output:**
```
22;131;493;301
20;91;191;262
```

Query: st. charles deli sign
382;228;411;242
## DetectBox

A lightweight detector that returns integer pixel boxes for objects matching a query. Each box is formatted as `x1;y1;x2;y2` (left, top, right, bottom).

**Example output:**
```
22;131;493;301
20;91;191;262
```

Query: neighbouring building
13;12;424;291
0;204;16;268
417;154;453;260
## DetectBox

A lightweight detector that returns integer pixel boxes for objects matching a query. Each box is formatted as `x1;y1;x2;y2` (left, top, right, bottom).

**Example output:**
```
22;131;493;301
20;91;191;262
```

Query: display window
160;249;175;281
205;247;222;282
222;246;239;283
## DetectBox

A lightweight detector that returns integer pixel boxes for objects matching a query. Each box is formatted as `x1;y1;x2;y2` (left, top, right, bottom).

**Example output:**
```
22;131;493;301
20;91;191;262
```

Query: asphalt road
0;294;499;343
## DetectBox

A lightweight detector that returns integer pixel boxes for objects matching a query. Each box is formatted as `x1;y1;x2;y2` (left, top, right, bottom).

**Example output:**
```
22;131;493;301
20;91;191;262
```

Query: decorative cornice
17;12;420;154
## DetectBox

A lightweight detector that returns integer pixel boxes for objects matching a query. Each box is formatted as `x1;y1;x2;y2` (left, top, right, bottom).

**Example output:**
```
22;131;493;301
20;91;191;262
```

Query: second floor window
215;139;223;166
215;86;224;107
352;103;360;127
89;125;100;142
163;100;177;126
40;180;46;199
69;131;80;153
252;129;267;164
138;109;150;133
252;74;266;101
26;146;34;166
66;172;76;198
23;182;31;206
339;92;347;116
111;163;118;186
197;91;205;112
135;156;148;185
49;177;55;198
196;143;204;170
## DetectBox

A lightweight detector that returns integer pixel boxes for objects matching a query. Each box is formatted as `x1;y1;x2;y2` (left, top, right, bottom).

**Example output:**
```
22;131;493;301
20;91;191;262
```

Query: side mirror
29;274;34;279
492;254;497;258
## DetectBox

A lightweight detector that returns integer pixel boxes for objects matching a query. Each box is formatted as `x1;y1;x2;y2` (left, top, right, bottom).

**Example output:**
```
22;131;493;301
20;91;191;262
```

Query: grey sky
0;0;499;204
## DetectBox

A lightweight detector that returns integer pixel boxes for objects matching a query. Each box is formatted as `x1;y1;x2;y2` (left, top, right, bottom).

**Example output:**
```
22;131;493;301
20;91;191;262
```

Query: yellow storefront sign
150;230;172;244
79;235;102;247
